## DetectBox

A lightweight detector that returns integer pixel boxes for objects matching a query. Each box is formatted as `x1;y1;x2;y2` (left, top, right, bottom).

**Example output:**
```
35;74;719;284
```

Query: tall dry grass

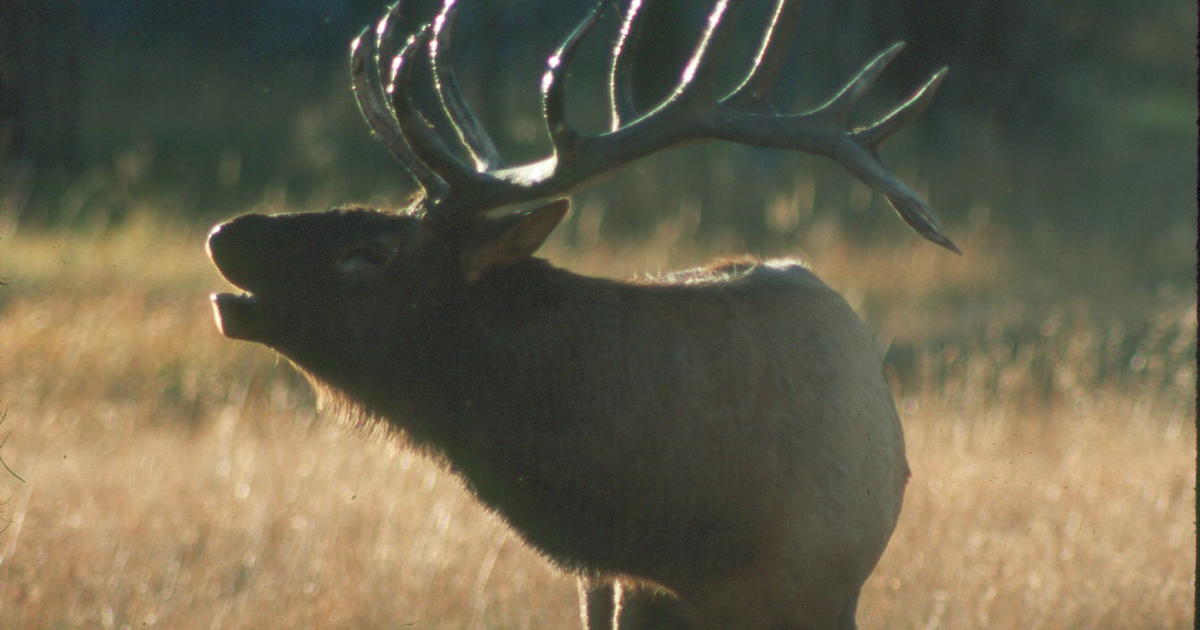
0;210;1193;629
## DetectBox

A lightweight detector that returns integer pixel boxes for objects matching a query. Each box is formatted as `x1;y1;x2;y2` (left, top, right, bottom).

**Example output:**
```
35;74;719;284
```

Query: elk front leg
615;583;693;629
578;578;693;629
578;578;616;630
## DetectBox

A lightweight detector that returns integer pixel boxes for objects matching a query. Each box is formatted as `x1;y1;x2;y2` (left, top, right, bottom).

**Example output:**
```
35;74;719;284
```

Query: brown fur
207;204;909;629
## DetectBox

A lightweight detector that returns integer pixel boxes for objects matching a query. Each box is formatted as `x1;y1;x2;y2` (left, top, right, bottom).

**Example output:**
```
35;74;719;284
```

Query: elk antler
350;0;959;253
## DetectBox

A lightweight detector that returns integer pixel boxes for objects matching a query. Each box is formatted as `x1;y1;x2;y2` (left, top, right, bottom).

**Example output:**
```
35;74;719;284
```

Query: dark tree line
0;0;1188;231
0;0;1101;169
1;0;83;213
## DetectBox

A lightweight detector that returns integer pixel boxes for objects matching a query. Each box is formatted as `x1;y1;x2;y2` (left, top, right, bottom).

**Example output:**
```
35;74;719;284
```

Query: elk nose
209;212;271;246
207;213;274;291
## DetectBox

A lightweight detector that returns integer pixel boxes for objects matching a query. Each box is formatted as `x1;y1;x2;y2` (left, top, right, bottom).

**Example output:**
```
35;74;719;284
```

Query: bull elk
207;1;956;627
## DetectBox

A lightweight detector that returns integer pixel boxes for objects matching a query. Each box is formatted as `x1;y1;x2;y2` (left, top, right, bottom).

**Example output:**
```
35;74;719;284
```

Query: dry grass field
0;207;1193;629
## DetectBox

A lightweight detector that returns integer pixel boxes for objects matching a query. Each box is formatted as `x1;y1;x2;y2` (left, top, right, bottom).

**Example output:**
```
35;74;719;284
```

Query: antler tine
802;132;957;253
879;171;960;254
854;67;948;151
431;0;504;171
543;1;607;161
608;0;644;130
725;0;803;112
384;25;477;192
692;35;959;253
806;42;906;124
671;0;739;108
350;12;444;199
597;0;741;136
438;71;504;170
699;107;959;252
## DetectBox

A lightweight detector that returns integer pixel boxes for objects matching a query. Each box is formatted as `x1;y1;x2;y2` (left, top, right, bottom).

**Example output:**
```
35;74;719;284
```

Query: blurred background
2;0;1193;244
0;2;1194;628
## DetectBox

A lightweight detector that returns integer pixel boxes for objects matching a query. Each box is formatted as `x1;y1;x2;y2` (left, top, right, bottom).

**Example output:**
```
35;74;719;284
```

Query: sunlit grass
0;210;1193;628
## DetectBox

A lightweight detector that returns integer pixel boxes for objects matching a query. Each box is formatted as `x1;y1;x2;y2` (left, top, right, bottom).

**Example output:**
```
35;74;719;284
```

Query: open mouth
208;218;272;342
210;291;265;341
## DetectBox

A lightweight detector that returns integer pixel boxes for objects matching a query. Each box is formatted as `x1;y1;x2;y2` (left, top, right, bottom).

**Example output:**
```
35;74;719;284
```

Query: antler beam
351;0;958;252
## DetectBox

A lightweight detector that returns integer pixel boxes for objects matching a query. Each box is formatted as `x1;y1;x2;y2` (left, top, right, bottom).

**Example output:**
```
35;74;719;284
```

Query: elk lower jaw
210;292;266;341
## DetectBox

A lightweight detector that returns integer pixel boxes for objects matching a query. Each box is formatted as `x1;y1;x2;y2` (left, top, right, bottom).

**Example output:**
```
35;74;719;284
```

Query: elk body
207;2;956;628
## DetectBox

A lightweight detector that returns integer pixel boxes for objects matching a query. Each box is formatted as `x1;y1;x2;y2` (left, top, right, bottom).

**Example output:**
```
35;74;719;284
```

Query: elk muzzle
207;214;278;342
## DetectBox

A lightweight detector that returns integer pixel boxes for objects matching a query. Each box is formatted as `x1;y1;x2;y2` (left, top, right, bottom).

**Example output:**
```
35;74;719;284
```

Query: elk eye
336;242;394;275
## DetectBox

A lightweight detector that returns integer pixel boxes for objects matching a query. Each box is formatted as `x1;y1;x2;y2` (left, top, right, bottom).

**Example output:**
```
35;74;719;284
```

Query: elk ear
462;199;568;283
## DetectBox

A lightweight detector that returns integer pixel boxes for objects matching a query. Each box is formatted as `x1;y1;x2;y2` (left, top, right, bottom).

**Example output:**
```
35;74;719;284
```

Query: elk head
208;199;568;406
